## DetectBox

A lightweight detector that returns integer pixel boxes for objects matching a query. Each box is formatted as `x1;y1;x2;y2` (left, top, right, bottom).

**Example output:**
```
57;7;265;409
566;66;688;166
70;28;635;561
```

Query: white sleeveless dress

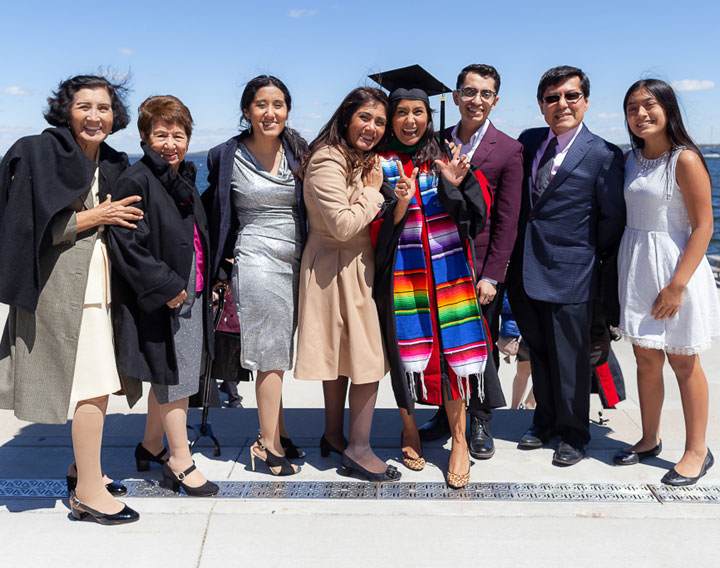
618;148;720;354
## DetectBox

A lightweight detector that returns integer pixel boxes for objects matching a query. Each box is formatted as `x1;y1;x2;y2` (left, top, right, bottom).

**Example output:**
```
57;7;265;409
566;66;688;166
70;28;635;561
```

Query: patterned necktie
532;136;559;205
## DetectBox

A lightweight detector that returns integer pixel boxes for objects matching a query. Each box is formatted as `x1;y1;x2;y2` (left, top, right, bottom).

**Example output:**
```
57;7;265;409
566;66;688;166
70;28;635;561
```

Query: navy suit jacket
202;135;307;281
509;125;625;304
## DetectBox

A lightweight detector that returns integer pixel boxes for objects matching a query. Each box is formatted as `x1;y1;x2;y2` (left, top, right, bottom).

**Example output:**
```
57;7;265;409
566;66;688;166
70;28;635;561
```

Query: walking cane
189;284;225;457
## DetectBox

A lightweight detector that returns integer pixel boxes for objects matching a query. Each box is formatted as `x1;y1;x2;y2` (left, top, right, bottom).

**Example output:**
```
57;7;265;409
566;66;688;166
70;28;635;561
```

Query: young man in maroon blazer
419;64;523;459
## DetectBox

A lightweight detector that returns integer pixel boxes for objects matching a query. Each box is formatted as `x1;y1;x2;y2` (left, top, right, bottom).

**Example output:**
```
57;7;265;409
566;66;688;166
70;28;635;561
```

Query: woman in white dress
615;79;720;486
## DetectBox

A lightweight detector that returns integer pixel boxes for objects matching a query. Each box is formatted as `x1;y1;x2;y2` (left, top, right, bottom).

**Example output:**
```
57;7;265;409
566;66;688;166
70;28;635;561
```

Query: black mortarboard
368;64;452;130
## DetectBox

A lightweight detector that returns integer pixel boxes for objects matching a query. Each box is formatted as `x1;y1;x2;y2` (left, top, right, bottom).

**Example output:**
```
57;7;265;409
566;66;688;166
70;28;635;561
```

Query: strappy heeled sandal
250;436;300;476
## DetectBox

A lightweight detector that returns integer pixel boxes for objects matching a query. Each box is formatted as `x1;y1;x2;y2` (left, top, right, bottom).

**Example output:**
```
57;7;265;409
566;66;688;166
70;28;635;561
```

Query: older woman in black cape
0;75;143;524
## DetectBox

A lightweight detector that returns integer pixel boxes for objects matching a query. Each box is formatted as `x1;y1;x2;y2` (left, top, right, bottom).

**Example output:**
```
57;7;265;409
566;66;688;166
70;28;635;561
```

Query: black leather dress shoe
418;409;450;442
613;441;662;466
661;449;714;486
552;442;585;467
517;427;552;450
469;416;495;460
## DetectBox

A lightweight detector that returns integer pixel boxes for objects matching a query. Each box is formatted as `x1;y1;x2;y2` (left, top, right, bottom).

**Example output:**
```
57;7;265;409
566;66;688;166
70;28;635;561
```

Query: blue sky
1;0;718;154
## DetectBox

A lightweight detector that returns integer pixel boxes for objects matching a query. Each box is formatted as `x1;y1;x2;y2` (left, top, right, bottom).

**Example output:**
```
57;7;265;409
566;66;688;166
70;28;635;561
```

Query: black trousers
507;283;592;448
469;283;504;422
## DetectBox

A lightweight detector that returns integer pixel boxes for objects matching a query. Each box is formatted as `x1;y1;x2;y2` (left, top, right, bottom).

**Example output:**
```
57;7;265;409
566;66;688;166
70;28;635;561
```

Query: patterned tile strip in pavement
2;479;720;503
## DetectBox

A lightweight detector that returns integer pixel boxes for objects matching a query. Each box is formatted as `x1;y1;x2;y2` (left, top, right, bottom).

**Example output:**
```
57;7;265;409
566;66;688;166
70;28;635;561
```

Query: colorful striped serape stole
381;155;488;401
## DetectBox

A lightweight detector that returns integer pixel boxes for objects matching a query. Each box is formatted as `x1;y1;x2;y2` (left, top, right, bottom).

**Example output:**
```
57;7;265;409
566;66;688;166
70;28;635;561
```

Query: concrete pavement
2;300;720;567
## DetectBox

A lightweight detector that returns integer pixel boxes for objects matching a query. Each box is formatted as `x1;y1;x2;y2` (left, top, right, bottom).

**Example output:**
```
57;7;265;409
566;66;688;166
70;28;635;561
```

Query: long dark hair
384;97;442;165
623;79;708;173
305;87;389;182
239;75;308;174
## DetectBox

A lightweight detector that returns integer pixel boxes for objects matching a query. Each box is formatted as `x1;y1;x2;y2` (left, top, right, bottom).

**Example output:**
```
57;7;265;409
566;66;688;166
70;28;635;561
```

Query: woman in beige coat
295;87;400;482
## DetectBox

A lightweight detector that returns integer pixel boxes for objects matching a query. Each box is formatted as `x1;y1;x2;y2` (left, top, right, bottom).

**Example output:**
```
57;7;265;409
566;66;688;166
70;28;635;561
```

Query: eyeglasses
458;87;497;102
542;91;585;105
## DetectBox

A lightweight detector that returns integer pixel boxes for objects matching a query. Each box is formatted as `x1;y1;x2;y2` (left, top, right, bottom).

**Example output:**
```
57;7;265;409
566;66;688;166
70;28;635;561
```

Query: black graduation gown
373;152;506;412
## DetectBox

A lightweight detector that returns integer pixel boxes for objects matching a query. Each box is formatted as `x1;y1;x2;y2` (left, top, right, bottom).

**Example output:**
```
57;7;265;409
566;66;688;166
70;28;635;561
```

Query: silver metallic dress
231;143;302;372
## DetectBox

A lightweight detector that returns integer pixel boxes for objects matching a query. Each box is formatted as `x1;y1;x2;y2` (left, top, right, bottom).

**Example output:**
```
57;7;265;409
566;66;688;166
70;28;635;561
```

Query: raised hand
434;140;470;187
393;160;419;205
362;156;384;190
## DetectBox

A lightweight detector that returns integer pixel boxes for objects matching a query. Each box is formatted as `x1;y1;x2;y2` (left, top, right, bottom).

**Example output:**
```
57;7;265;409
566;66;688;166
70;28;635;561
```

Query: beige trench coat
294;146;388;383
0;190;141;424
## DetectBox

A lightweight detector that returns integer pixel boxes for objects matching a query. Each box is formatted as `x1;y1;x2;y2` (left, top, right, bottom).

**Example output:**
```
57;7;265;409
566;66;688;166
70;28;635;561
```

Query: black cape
0;127;128;311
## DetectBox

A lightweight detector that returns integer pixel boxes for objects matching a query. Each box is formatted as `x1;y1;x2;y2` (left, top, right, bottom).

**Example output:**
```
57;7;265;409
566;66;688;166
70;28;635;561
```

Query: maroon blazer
443;122;523;283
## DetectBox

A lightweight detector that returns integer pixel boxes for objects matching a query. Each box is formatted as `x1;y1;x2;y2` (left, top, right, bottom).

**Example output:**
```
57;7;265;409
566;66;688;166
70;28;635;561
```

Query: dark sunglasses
542;91;584;105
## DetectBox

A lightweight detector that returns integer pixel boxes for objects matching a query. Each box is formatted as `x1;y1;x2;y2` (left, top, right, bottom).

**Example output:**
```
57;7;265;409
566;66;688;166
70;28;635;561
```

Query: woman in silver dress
204;76;308;476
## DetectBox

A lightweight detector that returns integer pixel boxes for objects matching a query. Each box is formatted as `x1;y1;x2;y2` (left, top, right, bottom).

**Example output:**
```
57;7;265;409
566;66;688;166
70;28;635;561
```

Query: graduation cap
368;64;452;130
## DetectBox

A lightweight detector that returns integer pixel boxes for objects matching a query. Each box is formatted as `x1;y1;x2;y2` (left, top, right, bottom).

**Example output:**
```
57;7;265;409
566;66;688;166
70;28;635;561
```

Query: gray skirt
153;256;204;405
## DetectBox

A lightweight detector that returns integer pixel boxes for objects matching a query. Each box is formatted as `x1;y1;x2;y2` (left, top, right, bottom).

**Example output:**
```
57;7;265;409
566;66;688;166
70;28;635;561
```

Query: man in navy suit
508;66;625;466
419;64;523;460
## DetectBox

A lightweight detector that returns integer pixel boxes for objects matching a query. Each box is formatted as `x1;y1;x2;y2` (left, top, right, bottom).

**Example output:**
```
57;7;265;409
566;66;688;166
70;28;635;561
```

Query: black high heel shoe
160;462;219;497
320;434;347;458
68;491;139;525
281;436;306;460
66;466;127;497
661;449;714;486
250;437;300;476
338;453;401;482
135;443;168;472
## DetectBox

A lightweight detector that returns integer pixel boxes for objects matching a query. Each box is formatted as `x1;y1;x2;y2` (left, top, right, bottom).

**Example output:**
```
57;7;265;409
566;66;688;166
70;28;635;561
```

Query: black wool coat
0;127;128;311
107;145;213;386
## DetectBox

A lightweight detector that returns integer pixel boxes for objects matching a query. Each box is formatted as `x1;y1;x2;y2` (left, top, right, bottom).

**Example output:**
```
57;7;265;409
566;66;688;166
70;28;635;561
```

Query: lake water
185;150;720;254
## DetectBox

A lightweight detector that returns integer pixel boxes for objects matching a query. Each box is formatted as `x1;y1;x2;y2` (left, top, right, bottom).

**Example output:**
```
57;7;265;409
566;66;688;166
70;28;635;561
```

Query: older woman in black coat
108;95;218;497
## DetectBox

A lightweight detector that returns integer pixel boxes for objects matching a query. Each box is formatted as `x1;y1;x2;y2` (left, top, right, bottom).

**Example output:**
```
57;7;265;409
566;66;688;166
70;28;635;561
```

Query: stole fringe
406;371;428;402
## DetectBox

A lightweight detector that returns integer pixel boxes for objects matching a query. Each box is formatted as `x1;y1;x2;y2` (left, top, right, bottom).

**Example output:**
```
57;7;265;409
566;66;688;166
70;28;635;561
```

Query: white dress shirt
531;123;584;187
451;119;491;159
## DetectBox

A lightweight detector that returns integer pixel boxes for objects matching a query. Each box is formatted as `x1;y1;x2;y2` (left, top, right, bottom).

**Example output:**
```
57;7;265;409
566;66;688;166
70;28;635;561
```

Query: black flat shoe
418;408;450;442
281;436;306;460
338;453;402;482
469;416;495;460
160;462;219;496
135;443;168;472
68;492;139;526
613;441;662;466
66;474;127;497
552;442;585;467
661;449;714;487
320;434;347;458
